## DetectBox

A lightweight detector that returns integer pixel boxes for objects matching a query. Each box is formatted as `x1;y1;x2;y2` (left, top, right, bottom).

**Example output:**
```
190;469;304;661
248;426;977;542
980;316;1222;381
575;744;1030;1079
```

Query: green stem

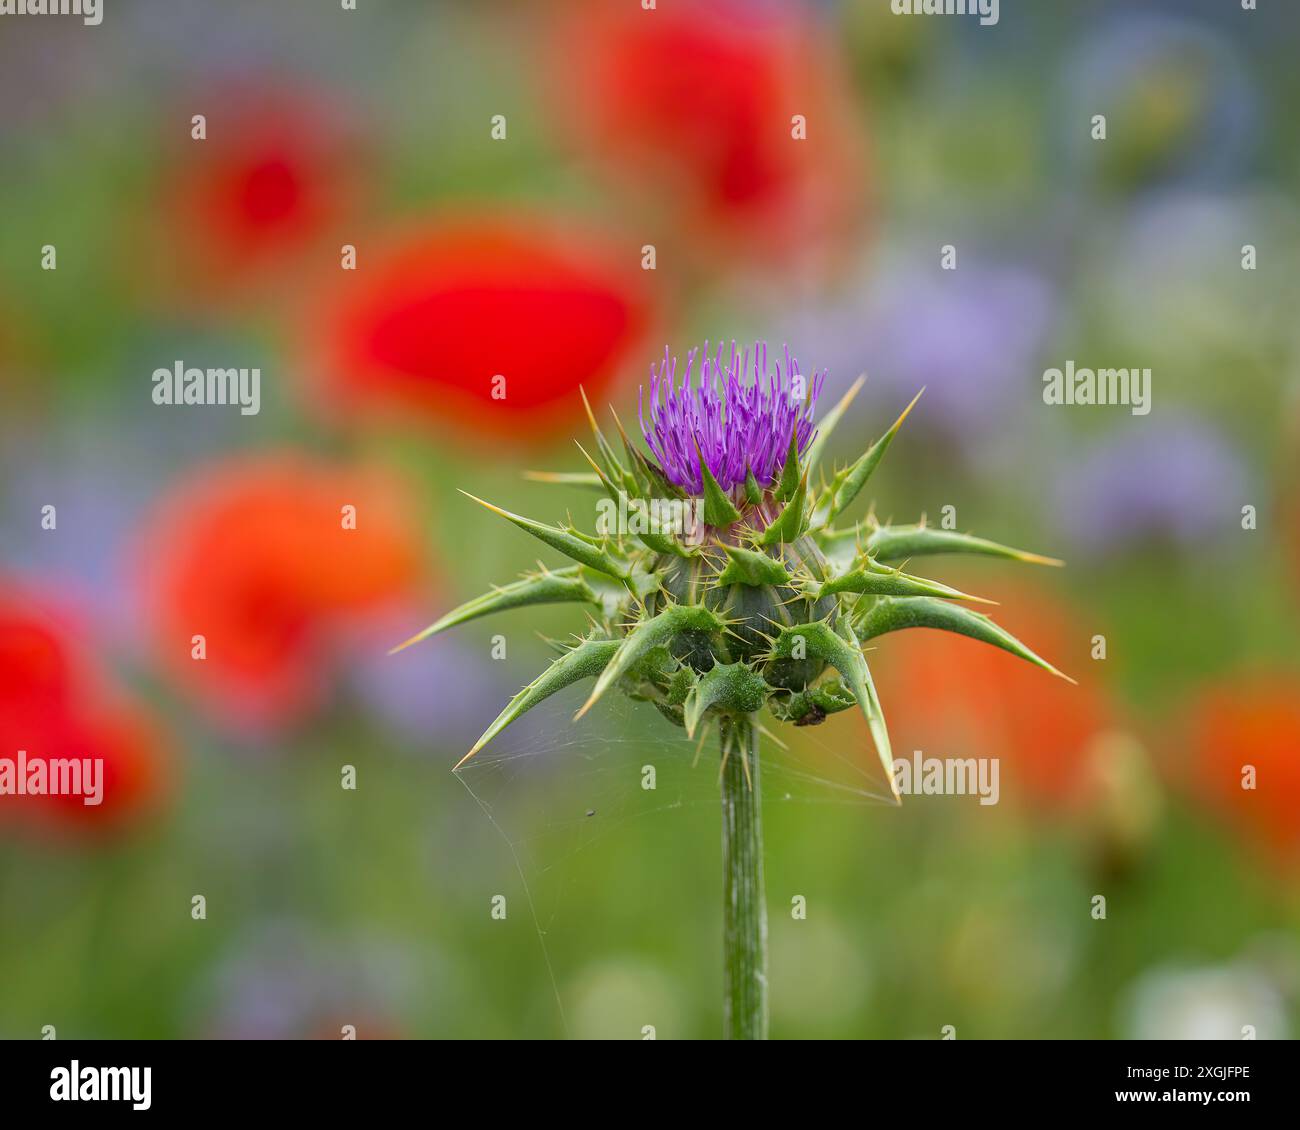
720;716;768;1040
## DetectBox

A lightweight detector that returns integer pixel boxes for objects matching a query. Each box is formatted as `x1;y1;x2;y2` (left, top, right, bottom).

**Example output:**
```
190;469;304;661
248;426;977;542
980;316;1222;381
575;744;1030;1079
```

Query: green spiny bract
396;349;1070;797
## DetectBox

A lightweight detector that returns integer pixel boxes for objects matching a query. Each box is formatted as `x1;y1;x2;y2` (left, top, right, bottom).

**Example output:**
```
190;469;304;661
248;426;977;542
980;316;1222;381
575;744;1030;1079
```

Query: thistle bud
396;340;1069;794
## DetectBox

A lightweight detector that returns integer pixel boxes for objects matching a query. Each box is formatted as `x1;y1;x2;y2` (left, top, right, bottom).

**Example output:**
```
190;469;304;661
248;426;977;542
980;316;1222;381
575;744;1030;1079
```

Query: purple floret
638;342;825;495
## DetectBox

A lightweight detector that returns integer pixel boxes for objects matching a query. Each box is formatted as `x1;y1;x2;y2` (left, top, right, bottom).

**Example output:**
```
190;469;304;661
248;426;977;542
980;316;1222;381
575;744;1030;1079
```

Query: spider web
449;685;897;1034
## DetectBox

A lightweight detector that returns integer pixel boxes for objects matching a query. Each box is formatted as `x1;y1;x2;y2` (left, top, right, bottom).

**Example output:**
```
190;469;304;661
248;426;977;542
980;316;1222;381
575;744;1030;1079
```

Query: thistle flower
398;342;1068;1039
639;343;825;493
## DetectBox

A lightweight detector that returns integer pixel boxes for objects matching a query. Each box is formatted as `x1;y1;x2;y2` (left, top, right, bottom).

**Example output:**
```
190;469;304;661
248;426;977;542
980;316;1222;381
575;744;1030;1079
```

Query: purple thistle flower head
638;341;825;495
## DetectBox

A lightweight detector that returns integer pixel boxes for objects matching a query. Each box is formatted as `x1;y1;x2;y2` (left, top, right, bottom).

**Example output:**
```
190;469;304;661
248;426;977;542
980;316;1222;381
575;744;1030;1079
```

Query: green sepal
522;470;604;491
610;408;680;501
574;441;622;504
622;643;678;698
635;527;694;558
666;665;698;707
652;700;687;729
634;450;680;501
586;463;693;558
815;561;991;603
842;617;894;796
623;565;664;603
812;524;865;575
683;662;767;737
757;466;809;545
867;524;1063;567
818;389;923;526
855;596;1073;682
459;491;629;580
767;680;857;725
611;406;652;498
579;387;634;494
391;567;597;653
698;455;743;527
576;603;727;720
767;619;894;788
456;636;620;766
802;375;864;474
580;565;646;619
774;425;802;503
743;468;764;507
716;543;792;587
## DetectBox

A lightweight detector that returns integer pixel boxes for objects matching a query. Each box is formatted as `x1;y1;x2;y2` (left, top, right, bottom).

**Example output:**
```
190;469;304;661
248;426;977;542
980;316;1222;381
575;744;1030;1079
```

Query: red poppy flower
870;578;1116;812
136;455;425;734
305;218;653;442
1183;677;1300;869
0;591;167;835
153;90;360;301
555;2;867;265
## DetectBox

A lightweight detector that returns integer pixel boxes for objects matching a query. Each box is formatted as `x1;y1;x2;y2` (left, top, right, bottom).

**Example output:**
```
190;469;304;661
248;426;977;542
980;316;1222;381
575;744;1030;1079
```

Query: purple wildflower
197;920;415;1039
1050;413;1250;559
639;342;825;495
777;256;1056;458
345;606;510;749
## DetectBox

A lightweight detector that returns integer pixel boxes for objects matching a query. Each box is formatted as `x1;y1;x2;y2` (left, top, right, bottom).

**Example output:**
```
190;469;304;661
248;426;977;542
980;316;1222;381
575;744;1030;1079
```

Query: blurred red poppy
151;90;361;303
554;1;867;266
136;455;425;734
0;590;167;835
1184;677;1300;869
304;218;653;442
870;578;1116;812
